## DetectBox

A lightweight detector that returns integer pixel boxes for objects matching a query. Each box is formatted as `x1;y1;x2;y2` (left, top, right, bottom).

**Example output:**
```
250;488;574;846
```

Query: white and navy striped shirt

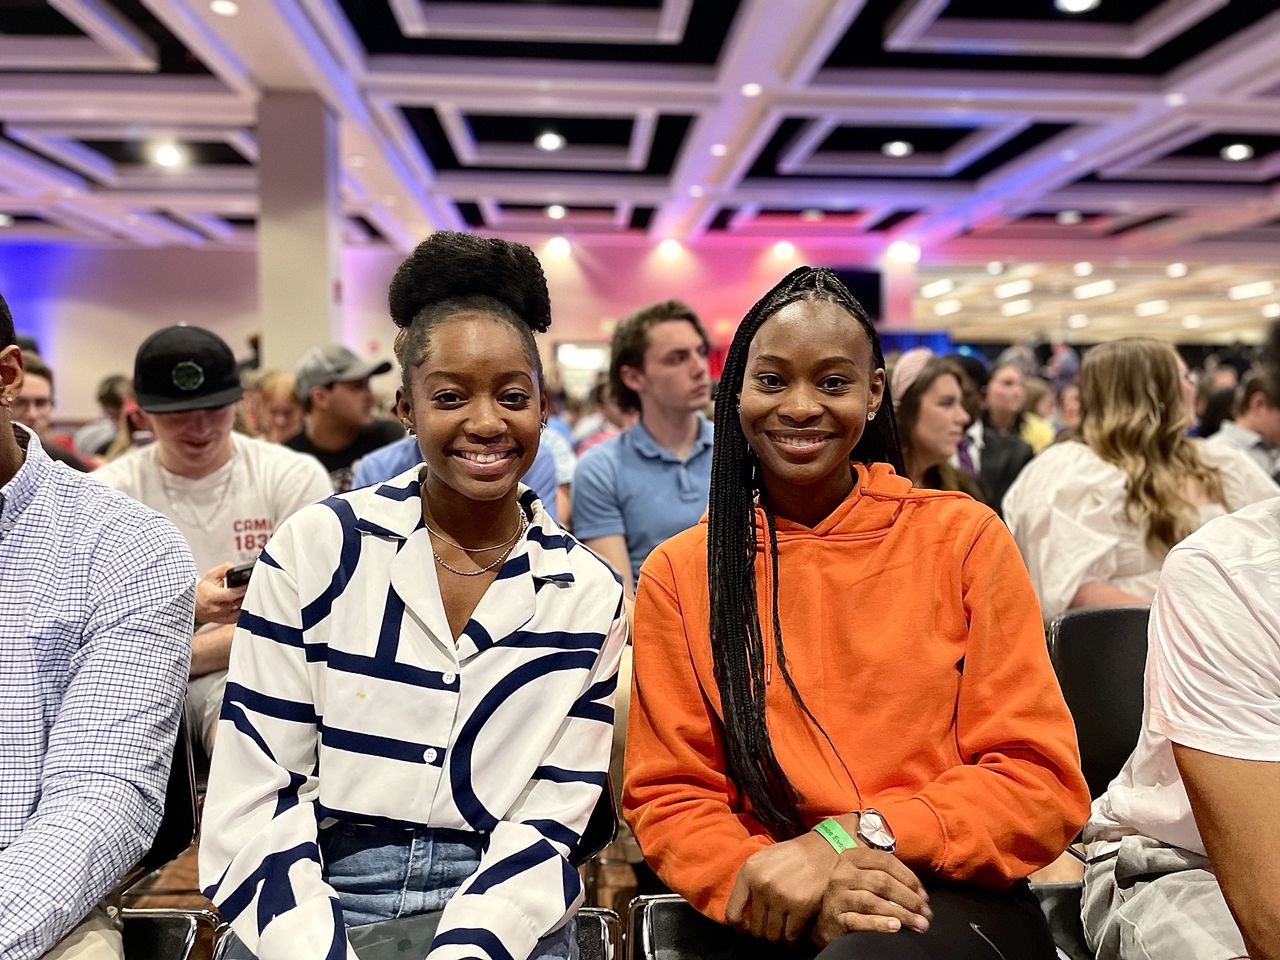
199;467;626;960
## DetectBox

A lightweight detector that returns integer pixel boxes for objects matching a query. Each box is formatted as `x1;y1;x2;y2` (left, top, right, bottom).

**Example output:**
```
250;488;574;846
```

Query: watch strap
812;818;858;854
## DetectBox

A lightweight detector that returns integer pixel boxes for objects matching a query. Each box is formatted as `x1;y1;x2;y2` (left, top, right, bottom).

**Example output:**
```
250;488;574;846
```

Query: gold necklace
431;511;528;577
423;514;523;554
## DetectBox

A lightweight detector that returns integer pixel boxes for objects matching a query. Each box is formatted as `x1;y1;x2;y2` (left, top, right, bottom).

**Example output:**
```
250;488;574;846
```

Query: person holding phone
624;267;1089;958
93;326;332;753
200;232;627;960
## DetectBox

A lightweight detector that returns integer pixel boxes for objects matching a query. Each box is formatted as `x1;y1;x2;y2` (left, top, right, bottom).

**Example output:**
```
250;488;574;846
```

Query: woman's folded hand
811;847;933;945
724;832;839;944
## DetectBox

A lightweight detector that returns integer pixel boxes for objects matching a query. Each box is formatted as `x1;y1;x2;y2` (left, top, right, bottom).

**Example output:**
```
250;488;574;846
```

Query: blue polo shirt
572;417;714;581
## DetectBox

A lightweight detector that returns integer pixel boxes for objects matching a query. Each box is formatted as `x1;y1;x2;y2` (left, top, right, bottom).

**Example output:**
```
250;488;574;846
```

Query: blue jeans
221;823;577;959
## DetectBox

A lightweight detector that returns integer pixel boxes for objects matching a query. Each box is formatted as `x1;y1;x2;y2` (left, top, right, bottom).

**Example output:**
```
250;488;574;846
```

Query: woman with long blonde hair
1004;338;1277;622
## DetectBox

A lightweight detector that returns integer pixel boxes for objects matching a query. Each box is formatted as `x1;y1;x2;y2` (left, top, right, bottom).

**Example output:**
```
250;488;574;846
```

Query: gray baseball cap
294;344;392;401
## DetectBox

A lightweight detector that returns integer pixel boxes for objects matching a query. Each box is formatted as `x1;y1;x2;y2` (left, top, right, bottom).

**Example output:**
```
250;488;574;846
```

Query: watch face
859;810;895;848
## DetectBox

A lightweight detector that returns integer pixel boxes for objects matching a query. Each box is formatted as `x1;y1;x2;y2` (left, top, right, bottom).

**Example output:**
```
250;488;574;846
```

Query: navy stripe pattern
198;467;626;960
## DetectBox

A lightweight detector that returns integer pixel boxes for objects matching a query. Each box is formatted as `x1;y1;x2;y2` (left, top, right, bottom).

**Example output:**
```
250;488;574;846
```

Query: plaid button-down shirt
0;425;195;960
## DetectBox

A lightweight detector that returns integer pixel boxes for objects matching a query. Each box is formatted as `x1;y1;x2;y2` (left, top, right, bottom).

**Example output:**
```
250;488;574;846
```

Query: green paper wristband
812;818;857;854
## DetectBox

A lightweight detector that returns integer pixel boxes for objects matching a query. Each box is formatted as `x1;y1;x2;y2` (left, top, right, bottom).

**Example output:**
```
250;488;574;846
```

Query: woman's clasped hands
725;832;932;947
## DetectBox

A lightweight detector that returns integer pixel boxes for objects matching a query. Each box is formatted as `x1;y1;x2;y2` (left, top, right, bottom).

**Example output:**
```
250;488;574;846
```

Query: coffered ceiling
1;0;1279;340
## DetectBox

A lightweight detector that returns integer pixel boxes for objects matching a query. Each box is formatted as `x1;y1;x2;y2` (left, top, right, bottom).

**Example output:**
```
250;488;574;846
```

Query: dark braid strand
707;266;904;838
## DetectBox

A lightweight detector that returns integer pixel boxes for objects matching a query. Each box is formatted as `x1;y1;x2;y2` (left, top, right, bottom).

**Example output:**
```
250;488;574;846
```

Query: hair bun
388;231;551;333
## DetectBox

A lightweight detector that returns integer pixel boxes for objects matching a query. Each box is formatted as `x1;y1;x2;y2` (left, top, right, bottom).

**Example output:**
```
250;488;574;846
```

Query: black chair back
627;895;737;960
1048;605;1150;798
117;714;199;892
569;775;618;868
576;907;620;960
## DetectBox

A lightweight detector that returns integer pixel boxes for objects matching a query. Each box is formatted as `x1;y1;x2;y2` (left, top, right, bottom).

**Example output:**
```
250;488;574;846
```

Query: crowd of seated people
2;250;1279;960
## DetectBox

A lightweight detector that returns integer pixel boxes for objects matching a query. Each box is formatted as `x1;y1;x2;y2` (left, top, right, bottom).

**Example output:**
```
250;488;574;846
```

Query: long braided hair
708;266;904;838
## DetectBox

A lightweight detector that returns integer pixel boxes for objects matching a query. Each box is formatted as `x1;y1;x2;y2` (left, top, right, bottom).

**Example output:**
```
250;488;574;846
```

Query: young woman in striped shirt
200;233;627;960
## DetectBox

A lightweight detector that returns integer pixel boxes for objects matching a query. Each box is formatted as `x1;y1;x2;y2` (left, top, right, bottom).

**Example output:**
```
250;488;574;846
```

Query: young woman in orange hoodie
623;267;1090;958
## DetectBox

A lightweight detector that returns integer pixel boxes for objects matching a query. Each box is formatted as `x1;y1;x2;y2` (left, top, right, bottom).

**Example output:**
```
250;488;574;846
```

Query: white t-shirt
1086;496;1280;854
1004;440;1280;621
93;434;332;575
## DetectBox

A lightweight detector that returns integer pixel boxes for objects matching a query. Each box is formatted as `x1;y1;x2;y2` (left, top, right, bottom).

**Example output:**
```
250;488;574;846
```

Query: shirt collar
1218;419;1268;449
626;415;713;463
356;465;576;584
0;423;49;531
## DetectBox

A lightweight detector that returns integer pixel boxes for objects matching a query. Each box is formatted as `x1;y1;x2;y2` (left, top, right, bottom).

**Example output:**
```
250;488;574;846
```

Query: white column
256;91;342;373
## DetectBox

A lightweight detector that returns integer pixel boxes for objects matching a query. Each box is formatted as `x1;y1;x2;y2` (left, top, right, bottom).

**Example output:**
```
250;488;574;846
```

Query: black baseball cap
134;325;244;413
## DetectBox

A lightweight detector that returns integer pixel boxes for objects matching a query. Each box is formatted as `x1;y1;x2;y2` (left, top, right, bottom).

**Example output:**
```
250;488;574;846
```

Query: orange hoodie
623;463;1090;923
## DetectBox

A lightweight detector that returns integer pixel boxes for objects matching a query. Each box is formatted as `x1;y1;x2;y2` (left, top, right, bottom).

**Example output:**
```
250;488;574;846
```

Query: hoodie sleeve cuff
875;797;947;874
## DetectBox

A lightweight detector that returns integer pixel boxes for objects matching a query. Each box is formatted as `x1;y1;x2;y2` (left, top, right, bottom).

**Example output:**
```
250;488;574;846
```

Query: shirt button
424;748;438;763
443;672;457;685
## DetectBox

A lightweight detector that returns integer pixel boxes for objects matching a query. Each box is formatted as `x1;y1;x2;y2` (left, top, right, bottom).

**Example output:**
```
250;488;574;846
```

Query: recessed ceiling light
995;278;1032;299
1056;210;1084;225
740;82;763;98
545;204;566;220
1181;314;1203;330
1228;280;1275;300
1166;262;1188;278
710;143;727;157
934;299;963;317
921;278;954;299
800;209;824;222
986;261;1005;275
1067;313;1089;329
688;185;704;198
0;214;12;228
546;236;571;258
1001;299;1033;317
1074;279;1116;300
1264;303;1280;319
1135;299;1170;317
1073;261;1094;277
657;238;683;260
210;0;239;15
881;140;914;158
1221;142;1253;162
150;141;186;168
886;240;921;264
1164;92;1187;107
535;131;566;152
1055;0;1100;12
772;240;796;258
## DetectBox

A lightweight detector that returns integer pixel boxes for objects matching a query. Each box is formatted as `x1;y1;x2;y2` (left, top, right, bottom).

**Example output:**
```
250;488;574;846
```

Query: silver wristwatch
856;808;896;853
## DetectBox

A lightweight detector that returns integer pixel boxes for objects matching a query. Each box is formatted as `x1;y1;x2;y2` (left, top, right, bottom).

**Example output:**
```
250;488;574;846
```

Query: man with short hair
1082;495;1280;960
12;352;93;471
573;299;712;594
1204;363;1280;483
94;326;331;752
285;344;403;492
0;294;196;960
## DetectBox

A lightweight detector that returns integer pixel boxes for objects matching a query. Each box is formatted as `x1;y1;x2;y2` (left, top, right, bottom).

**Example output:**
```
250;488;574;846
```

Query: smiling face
738;299;885;508
147;403;237;478
405;312;543;506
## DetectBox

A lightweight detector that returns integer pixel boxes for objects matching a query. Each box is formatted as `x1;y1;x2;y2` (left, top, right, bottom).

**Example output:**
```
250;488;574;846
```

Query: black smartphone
224;561;255;589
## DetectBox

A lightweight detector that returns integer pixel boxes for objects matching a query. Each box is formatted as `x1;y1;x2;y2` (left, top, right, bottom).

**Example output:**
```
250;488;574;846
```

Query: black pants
731;882;1057;960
